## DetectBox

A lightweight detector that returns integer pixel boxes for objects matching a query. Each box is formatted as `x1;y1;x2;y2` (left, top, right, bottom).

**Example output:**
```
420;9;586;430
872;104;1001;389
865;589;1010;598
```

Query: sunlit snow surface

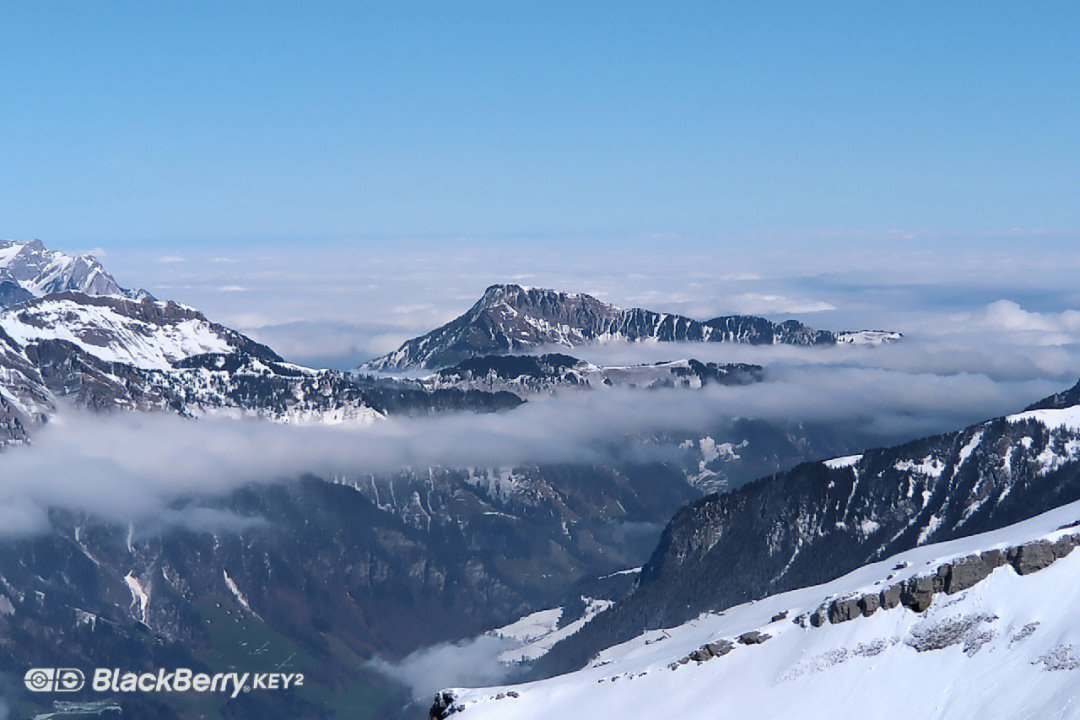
1009;406;1080;433
823;454;862;469
494;598;614;664
0;297;232;369
450;499;1080;720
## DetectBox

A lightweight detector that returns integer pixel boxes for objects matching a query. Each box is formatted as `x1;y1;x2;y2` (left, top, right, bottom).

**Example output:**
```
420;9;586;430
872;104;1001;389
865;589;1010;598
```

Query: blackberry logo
24;668;85;693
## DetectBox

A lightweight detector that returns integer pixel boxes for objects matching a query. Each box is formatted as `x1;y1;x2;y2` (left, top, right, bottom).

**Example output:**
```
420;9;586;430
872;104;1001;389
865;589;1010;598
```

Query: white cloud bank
0;331;1063;538
367;635;523;701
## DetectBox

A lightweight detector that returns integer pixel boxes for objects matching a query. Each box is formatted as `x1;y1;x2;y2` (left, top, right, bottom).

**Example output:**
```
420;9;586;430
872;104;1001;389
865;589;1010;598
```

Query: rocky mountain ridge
364;284;901;371
536;380;1080;675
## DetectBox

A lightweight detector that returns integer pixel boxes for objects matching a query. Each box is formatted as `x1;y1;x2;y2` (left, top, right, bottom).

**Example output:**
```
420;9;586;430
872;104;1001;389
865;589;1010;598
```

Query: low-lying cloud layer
7;237;1080;536
0;328;1067;537
367;635;524;701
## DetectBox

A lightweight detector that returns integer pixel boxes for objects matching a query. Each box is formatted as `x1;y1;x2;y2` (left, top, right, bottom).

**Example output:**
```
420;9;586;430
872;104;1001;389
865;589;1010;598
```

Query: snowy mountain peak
0;239;148;303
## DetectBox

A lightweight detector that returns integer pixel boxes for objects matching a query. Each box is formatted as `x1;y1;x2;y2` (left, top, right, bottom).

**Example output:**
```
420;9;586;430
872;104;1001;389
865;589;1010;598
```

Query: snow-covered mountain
524;376;1080;678
420;353;764;396
0;239;147;302
363;284;902;371
0;244;527;443
1;292;277;370
440;499;1080;720
0;289;309;440
0;325;522;446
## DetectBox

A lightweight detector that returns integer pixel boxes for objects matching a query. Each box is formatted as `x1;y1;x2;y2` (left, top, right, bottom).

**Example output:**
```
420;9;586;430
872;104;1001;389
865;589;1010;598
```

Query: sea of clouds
5;236;1080;539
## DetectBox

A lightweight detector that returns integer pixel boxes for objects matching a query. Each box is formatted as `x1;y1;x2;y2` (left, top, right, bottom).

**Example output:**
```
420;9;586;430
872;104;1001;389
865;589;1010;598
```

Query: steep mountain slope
420;353;764;396
444;500;1080;720
0;239;145;301
364;284;901;370
1;459;700;720
538;379;1080;675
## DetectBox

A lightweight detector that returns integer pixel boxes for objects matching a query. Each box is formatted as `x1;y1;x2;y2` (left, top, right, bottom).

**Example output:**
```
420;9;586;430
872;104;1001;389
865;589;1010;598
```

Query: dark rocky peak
364;283;889;371
475;283;618;318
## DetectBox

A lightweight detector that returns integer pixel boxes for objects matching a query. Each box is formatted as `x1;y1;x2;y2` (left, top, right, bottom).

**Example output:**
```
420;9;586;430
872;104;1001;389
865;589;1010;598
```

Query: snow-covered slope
0;239;145;301
0;287;395;440
527;385;1080;676
0;335;525;445
0;293;259;370
0;293;526;443
442;500;1080;720
490;598;615;664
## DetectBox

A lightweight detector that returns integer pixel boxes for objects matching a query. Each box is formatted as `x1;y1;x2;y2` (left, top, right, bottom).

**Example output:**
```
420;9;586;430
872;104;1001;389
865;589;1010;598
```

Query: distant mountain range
0;239;910;719
0;241;891;445
364;283;901;371
0;242;533;444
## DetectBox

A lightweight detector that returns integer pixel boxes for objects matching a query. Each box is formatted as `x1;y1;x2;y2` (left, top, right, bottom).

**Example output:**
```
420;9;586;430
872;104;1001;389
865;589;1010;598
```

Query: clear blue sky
2;1;1078;245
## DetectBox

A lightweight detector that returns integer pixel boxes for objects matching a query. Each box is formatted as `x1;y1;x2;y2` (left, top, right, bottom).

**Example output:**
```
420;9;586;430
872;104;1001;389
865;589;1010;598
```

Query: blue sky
2;1;1078;246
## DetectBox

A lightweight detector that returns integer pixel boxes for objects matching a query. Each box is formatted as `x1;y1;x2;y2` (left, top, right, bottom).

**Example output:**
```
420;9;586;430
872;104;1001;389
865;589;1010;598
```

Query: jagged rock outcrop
940;550;1005;593
676;533;1080;678
827;596;862;623
819;536;1076;627
1008;540;1057;575
737;630;770;645
880;583;902;610
430;690;462;719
